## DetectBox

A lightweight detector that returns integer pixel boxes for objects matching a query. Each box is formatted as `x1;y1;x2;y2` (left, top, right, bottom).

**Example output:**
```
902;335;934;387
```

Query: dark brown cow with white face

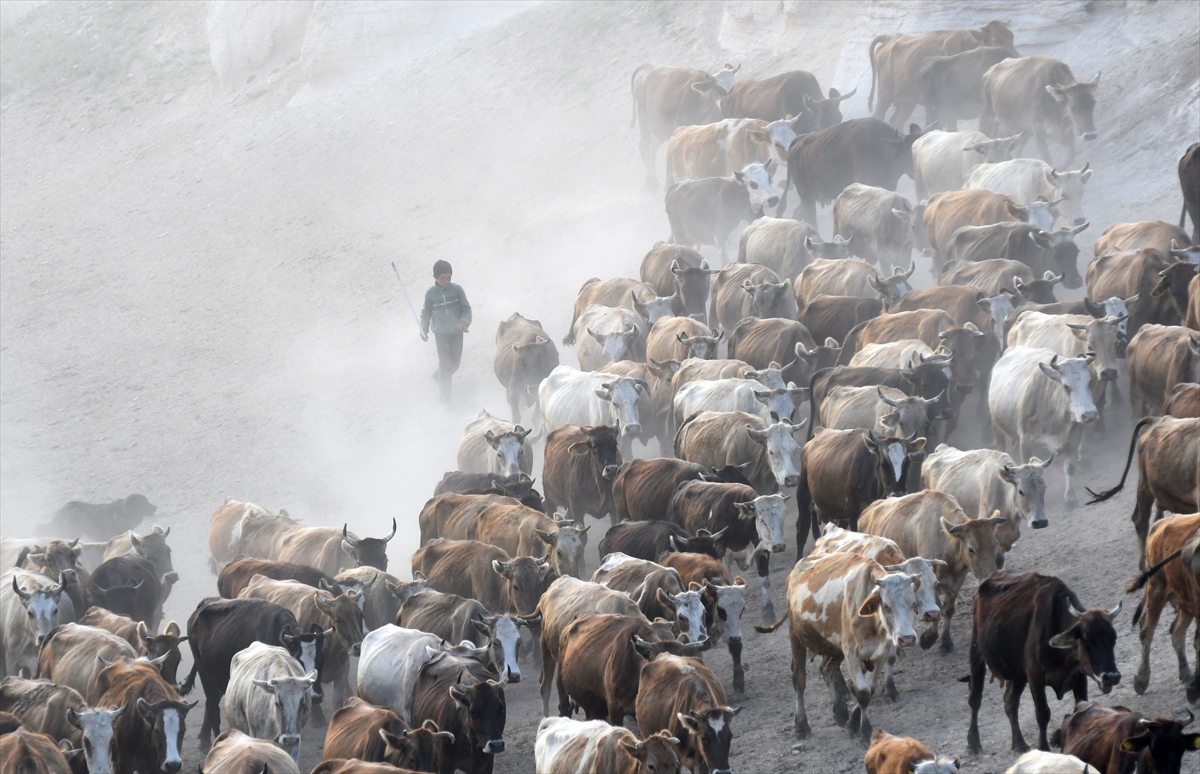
636;655;739;774
93;657;196;774
639;243;718;323
657;551;750;693
323;697;448;772
1125;325;1200;419
869;21;1014;127
665;163;777;260
542;425;623;526
1057;702;1200;774
494;313;558;424
1087;248;1196;339
981;56;1099;167
915;45;1019;131
966;572;1121;754
411;651;507;774
631;64;739;187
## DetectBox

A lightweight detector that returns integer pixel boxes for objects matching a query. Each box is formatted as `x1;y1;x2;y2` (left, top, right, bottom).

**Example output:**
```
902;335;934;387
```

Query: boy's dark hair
432;259;453;277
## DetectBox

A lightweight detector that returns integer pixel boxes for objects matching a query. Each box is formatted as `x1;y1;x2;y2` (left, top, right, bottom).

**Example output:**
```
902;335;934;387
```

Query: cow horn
1078;162;1090;175
634;378;651;394
11;576;30;601
1008;202;1029;214
1066;599;1084;619
834;86;856;102
1046;197;1065;207
1066;322;1089;331
666;288;679;302
342;524;359;547
1050;168;1059;179
383;517;397;542
832;234;847;244
1070;221;1089;235
322;627;334;638
709;526;729;540
898;263;915;279
923;389;946;407
1048;273;1064;285
670;260;684;275
1107;600;1122;618
877;386;901;407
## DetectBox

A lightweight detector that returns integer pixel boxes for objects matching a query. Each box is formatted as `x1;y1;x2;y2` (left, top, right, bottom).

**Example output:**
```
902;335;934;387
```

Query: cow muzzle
770;543;785;553
766;196;780;207
1032;516;1049;529
955;383;973;395
1100;368;1118;381
1097;671;1121;693
1081;131;1097;141
622;423;641;436
922;610;941;623
279;734;300;748
483;739;506;754
163;762;182;774
602;465;620;480
783;475;800;488
310;686;324;703
897;634;917;648
1080;411;1099;424
162;571;179;585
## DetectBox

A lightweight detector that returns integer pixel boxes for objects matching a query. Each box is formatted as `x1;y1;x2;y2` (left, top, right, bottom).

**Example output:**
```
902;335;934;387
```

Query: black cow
967;572;1121;754
41;495;157;541
915;46;1018;131
665;165;777;260
542;425;623;526
1055;701;1200;774
787;118;926;226
598;521;722;563
89;555;160;629
179;597;331;750
411;651;507;774
946;221;1088;289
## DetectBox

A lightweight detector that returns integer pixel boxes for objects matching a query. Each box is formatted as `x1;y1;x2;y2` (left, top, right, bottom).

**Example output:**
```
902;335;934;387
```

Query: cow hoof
733;673;745;695
1187;683;1200;704
967;734;982;755
832;705;849;727
939;638;955;655
1134;673;1150;695
794;721;811;739
884;680;898;702
1012;740;1030;754
761;603;777;624
919;628;939;650
1065;497;1079;511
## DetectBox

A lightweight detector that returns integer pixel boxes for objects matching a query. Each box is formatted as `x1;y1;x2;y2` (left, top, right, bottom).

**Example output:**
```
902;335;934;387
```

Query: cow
787;118;926;226
0;727;72;774
100;525;176;608
323;697;449;772
721;69;851;123
646;316;722;364
14;540;88;616
807;362;955;446
612;458;705;524
179;597;329;749
217;558;334;600
356;624;490;724
2;570;69;677
455;410;532;479
1006;750;1093;774
968;158;1091;227
34;623;139;704
310;760;416;774
980;56;1099;166
966;571;1121;753
199;728;301;774
1164;382;1200;418
0;677;124;774
274;518;396;580
865;730;961;774
665;162;777;259
673;378;808;432
639;243;717;322
432;470;538;501
674;410;803;498
923;445;1050;553
1126;325;1200;419
1096;220;1192;258
833;183;919;274
410;648;508;774
601;359;679;451
1087;417;1200;568
539;367;645;451
940;259;1043;299
1190;273;1200;330
923;189;1055;266
868;21;1014;127
77;608;186;688
989;348;1098;506
88;555;161;630
861;490;1005;652
567;278;678;344
664;118;798;191
821;384;941;442
840;308;964;363
708;262;795;333
738;217;839;282
631;64;739;186
92;656;196;774
411;538;548;619
915;44;1019;132
725;317;821;387
398;590;530;682
542;423;623;525
796;258;915;309
756;552;919;743
1182;143;1200;243
635;653;739;774
944;221;1087;289
536;716;681;774
1055;701;1200;774
672;358;758;394
471;501;587;579
598;521;721;563
794;427;925;554
570;305;649;371
913;130;1023;201
222;642;315;763
206;499;296;572
1087;249;1197;338
42;495;157;542
799;295;882;347
336;566;427;632
591;555;705;643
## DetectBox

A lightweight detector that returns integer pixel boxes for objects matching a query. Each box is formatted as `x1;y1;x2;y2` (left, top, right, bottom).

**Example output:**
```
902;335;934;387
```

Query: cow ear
341;539;359;558
1048;626;1079;649
1045;84;1067;102
448;684;469;706
1120;732;1152;752
165;621;181;637
655;587;677;610
1080;167;1093;184
380;729;409;751
567;441;591;457
676;712;699;732
998;465;1019;485
858;591;882;617
908;437;926;455
491;560;512;579
136;698;155;720
941;517;967;538
619;739;647;759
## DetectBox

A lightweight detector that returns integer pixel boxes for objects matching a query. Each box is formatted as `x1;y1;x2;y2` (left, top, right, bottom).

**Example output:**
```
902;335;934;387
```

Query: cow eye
968;547;976;556
1018;489;1025;496
883;605;891;614
748;182;758;189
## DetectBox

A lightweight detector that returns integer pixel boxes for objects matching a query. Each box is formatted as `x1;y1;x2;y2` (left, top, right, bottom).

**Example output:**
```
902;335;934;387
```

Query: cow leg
1172;609;1196;684
797;197;818;230
1004;678;1031;752
539;639;555;717
820;656;851;729
508;386;521;425
758;551;775;624
1063;451;1079;509
796;481;814;557
1034;127;1053;166
883;644;899;701
888;100;916;130
729;636;745;694
199;678;220;750
1190;626;1200;704
844;657;874;744
790;633;812;738
556;657;572;717
939;577;964;653
966;635;986;753
1133;481;1154;571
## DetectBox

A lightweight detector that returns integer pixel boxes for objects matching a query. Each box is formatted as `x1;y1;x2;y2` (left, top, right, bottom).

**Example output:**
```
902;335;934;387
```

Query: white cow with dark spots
223;642;316;763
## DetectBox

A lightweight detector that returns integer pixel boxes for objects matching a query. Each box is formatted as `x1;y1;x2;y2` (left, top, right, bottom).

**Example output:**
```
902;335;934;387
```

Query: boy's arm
457;286;473;328
419;287;433;338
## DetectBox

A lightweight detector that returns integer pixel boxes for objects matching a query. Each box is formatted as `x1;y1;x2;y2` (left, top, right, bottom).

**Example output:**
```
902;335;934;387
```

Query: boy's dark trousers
434;332;463;402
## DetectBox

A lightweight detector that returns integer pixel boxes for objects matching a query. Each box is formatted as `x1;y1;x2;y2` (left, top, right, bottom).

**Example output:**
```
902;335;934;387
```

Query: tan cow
796;259;915;309
635;654;739;774
472;502;588;579
36;623;138;704
820;384;941;440
923;189;1050;266
536;716;681;774
0;727;72;774
77;607;187;688
565;279;677;347
455;410;533;479
200;727;301;774
275;519;396;578
1126;324;1200;419
1095;220;1192;257
631;64;739;186
865;729;960;774
645;316;721;363
207;499;297;572
860;491;1005;653
738;217;835;281
755;552;921;743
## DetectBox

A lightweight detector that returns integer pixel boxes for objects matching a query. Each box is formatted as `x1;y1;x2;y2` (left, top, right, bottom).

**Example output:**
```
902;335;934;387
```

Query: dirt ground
1;1;1198;772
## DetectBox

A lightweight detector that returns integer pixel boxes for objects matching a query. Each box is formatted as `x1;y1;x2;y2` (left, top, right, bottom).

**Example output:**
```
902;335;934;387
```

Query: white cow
535;717;681;774
988;347;1098;505
967;158;1092;226
833;184;918;274
674;411;804;495
539;366;646;444
673;377;807;429
923;444;1051;553
223;642;316;763
1006;750;1093;774
455;410;533;478
1008;311;1124;386
850;341;954;383
571;305;649;371
820;384;941;439
1;570;68;677
912;130;1023;200
737;217;841;281
357;624;487;722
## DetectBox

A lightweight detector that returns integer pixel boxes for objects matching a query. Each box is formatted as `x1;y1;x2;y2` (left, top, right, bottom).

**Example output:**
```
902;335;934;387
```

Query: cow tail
1183;200;1189;230
1126;547;1184;595
179;660;200;696
867;35;889;112
1085;416;1155;504
836;320;870;366
806;367;831;442
755;614;787;634
630;63;652;128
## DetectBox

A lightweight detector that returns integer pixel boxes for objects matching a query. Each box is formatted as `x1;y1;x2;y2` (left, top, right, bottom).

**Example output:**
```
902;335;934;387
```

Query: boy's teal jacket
420;282;472;336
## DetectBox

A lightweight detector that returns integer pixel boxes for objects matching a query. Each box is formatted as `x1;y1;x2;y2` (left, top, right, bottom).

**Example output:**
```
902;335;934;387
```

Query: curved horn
922;389;946;407
1107;600;1122;618
342;524;359;547
634;378;651;394
11;576;30;601
382;517;397;542
1066;599;1084;619
833;86;856;102
876;386;901;407
899;263;915;280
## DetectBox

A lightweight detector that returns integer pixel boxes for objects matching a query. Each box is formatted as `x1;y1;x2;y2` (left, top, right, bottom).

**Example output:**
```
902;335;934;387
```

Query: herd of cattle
3;16;1200;774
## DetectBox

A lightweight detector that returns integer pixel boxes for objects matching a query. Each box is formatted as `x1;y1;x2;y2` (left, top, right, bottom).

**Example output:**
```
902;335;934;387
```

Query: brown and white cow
1125;324;1200;419
757;553;920;742
92;656;196;774
980;56;1098;167
861;491;1005;652
1056;701;1200;774
674;410;803;497
665;118;798;190
865;729;960;774
411;538;548;619
323;697;448;772
536;716;682;774
0;676;123;774
635;654;739;774
967;159;1091;228
631;64;739;186
639;243;718;322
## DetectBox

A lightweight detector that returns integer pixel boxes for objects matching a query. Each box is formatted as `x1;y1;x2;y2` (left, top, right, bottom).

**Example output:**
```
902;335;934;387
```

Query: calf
223;642;315;763
536;717;681;774
323;697;449;772
542;424;623;525
92;657;196;774
966;572;1121;753
865;729;960;774
411;651;507;774
200;728;300;774
1056;701;1198;774
665;162;777;260
756;553;919;742
636;654;739;774
397;589;528;682
861;491;1004;652
1126;324;1200;419
411;538;548;618
598;520;721;562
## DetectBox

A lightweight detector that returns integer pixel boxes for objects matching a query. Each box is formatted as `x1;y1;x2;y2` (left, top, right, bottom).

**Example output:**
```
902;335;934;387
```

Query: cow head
998;455;1051;536
632;289;679;324
314;587;367;653
11;573;65;646
934;324;984;392
701;578;747;645
1151;261;1198;324
745;419;805;489
671;259;718;320
251;670;316;762
587;323;642;364
619;731;682;774
799;86;856;131
795;340;844;381
740;279;793;320
89;576;143;621
676;706;740;774
883;122;929;180
860;570;922;648
941;510;1006;580
382;574;428;623
1050;598;1122;693
668;530;722;560
736;494;788;554
876;386;940;439
867;264;915;306
752;384;808;423
733;161;778;212
654;584;707;643
449;671;507;756
381;718;454;772
1038;353;1098;424
709;63;739;94
594;378;645;436
632;631;710;661
135;697;196;773
1046;72;1099;142
885;557;945;625
279;623;331;704
1117;710;1200;773
804;233;853;262
702;463;754;486
1005;195;1059;234
865;430;926;497
66;704;125;774
965;131;1024;163
136;620;187;688
676;330;722;360
472;613;537;683
1046;164;1092;226
1013;272;1062;304
1083;295;1138;355
533;520;588;579
22;538;83;578
1066;315;1125;382
129;525;175;582
569;424;623;490
491;556;550;616
1046;223;1087;289
977;291;1017;351
900;359;954;419
483;426;531;479
341;518;396;572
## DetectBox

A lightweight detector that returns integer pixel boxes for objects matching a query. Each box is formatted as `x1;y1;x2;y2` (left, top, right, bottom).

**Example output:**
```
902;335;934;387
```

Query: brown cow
417;492;520;546
310;759;417;774
721;69;852;125
1087;248;1197;336
217;558;335;599
864;729;959;774
635;654;739;774
0;727;72;774
645;316;721;364
206;499;296;572
1182;142;1200;242
799;295;882;346
77;608;186;688
1096;220;1192;258
36;623;138;704
1189;273;1200;331
869;21;1014;126
726;317;819;388
916;44;1018;132
275;518;397;577
923;189;1037;265
92;657;196;774
943;220;1087;289
1055;701;1200;774
535;717;682;774
542;424;623;526
980;56;1099;166
493;313;559;424
1164;382;1200;418
591;557;703;642
410;538;548;618
631;64;739;186
796;258;915;309
940;258;1039;298
708;263;796;334
1126;324;1200;419
597;521;721;564
639;243;717;322
322;697;448;772
200;728;301;774
335;566;427;632
566;279;676;346
1088;417;1200;568
612;458;705;523
471;501;587;579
